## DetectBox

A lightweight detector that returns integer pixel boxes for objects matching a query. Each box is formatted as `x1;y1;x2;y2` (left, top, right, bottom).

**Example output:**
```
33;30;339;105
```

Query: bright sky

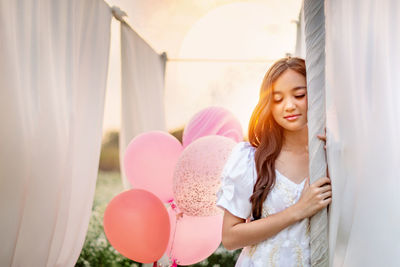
103;0;302;136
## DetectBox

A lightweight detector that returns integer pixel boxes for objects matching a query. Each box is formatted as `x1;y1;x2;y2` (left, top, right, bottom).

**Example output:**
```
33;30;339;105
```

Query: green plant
76;172;141;267
99;131;120;172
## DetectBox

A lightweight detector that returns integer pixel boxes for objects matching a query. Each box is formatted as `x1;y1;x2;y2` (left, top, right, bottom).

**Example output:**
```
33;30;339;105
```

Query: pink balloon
124;131;183;202
165;207;223;266
182;106;243;148
103;189;170;263
173;135;236;216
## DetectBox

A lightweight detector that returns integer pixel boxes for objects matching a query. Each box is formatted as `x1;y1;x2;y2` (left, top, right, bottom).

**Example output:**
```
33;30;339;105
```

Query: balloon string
167;199;180;267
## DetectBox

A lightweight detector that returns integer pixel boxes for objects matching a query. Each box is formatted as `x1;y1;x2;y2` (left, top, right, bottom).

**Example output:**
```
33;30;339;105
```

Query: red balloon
103;189;170;263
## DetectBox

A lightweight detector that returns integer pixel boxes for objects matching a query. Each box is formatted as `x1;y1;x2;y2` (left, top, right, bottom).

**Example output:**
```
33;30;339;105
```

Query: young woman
216;57;331;266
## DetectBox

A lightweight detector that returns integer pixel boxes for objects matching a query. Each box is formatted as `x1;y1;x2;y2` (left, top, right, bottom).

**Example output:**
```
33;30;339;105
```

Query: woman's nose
285;100;296;111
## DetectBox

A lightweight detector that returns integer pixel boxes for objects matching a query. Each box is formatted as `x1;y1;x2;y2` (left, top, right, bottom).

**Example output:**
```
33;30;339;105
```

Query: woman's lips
284;114;301;121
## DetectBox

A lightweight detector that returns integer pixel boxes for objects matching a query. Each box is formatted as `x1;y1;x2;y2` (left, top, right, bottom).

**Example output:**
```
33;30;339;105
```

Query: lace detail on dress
217;142;311;267
232;151;310;266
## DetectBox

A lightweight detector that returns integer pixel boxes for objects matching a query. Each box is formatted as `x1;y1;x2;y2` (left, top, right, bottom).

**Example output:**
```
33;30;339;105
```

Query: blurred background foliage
98;131;120;172
78;129;240;266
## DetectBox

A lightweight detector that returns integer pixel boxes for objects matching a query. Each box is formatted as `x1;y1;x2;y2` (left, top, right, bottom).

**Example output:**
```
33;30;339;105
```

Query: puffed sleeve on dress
216;141;256;219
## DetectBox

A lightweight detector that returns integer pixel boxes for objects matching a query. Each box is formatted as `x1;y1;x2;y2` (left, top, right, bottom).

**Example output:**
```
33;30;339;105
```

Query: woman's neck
281;126;308;154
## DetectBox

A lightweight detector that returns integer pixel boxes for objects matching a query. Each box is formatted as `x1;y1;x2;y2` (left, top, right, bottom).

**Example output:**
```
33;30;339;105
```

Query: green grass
77;171;240;267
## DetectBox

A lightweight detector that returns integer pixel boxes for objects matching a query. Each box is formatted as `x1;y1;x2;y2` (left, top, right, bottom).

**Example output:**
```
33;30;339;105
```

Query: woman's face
271;69;307;132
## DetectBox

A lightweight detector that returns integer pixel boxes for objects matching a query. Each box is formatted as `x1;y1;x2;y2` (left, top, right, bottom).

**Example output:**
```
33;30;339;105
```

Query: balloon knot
171;259;178;267
176;212;184;220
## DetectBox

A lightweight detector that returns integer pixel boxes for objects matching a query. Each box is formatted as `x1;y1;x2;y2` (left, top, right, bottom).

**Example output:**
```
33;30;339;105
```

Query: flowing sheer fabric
0;1;111;266
119;22;167;189
294;2;306;58
325;0;400;266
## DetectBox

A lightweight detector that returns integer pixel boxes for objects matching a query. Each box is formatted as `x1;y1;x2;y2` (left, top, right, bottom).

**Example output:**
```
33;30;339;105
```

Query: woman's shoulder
216;141;257;219
221;141;256;181
229;141;256;160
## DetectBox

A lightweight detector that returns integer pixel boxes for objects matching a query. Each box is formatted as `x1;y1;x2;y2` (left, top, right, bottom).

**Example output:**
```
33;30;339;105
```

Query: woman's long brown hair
248;57;306;220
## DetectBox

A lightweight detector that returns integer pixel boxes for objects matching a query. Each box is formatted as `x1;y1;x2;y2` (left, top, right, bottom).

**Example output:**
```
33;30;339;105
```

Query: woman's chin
280;122;307;132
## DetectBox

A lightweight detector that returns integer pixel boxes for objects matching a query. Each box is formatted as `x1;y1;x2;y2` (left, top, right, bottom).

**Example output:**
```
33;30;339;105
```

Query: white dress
216;141;311;267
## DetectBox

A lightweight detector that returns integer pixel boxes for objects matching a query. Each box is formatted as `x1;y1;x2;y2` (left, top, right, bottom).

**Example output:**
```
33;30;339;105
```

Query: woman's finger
319;184;331;193
317;134;327;141
313;176;331;187
321;191;332;200
305;177;310;187
302;177;310;192
321;197;332;206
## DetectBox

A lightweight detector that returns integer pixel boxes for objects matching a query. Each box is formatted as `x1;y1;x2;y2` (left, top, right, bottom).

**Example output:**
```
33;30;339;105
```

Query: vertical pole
304;0;329;266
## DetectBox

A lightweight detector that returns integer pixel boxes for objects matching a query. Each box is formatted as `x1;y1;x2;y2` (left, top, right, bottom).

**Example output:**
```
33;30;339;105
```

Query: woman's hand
293;176;332;220
317;133;326;150
317;129;330;178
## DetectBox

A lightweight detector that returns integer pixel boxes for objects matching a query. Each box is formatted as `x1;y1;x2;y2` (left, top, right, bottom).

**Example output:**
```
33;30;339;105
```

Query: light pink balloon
173;135;236;216
182;106;243;148
165;207;223;266
124;131;183;203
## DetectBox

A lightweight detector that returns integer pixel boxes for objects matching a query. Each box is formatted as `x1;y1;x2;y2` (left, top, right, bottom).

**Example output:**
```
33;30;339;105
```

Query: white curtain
119;22;167;189
0;0;112;266
294;2;306;58
325;0;400;266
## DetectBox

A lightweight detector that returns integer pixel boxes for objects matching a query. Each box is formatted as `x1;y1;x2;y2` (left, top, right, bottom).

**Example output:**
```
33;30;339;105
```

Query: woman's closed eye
295;94;306;99
274;94;305;103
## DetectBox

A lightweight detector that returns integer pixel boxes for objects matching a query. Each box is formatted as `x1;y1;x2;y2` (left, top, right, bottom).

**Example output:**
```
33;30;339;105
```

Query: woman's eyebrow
292;86;307;91
273;86;307;94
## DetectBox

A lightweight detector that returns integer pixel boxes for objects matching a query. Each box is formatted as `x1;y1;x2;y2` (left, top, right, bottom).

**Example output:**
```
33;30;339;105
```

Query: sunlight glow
165;0;301;135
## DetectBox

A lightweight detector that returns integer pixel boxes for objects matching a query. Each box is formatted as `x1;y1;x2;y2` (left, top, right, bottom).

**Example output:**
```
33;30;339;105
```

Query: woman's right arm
221;176;331;250
222;201;301;250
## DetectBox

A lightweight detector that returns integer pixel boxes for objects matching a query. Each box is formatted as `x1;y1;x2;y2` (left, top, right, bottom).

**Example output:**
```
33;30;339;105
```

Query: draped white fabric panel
0;1;112;266
325;1;400;266
294;3;306;58
120;23;167;189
